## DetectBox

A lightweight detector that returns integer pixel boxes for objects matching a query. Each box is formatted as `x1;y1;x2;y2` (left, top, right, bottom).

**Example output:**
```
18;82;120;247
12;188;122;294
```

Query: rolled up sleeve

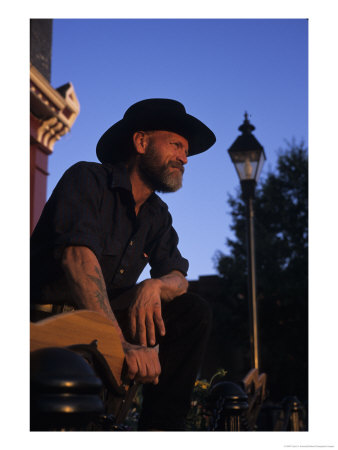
149;212;189;279
45;162;105;260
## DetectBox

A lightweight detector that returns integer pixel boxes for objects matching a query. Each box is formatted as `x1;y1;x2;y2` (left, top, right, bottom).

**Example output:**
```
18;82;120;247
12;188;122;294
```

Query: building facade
30;19;80;232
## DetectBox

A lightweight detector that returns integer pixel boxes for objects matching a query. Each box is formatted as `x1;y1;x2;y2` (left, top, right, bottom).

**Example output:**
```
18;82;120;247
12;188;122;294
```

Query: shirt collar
109;163;133;191
108;163;163;208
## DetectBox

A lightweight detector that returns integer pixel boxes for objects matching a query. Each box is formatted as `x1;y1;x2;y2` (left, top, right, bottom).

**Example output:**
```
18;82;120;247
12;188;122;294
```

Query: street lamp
227;112;266;371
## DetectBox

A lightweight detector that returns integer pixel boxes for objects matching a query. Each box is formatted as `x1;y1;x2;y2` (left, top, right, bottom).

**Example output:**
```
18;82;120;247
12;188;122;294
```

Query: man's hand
122;340;161;384
128;271;188;347
129;279;166;347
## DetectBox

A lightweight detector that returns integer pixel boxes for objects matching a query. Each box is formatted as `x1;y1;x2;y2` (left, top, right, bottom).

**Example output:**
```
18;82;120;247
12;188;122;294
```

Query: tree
214;141;308;403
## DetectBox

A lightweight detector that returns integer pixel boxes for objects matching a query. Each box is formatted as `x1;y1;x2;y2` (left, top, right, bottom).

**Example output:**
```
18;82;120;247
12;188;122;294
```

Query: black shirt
30;161;189;307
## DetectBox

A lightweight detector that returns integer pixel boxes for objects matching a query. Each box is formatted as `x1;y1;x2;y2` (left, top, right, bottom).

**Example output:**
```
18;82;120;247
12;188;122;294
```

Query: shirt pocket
100;234;123;285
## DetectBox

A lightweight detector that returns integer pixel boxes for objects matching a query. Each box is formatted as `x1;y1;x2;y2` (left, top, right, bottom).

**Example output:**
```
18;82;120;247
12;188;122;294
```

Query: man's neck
127;165;154;216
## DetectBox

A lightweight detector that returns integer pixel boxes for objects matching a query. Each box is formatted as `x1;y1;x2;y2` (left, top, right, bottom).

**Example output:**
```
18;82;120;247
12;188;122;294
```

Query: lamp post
227;112;266;371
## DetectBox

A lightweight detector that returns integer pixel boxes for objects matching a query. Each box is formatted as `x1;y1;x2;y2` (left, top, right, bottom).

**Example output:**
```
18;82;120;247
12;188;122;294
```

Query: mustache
167;161;185;173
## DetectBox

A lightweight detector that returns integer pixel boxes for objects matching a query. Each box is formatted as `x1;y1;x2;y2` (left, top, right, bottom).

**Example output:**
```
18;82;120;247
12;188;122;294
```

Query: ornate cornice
30;64;80;153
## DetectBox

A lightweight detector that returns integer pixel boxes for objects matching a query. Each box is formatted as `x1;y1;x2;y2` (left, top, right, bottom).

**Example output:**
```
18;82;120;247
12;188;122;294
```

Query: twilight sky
2;2;337;448
48;18;308;281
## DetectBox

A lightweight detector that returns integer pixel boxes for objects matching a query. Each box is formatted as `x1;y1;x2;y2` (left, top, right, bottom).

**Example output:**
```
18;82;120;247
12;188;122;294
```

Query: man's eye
170;142;188;156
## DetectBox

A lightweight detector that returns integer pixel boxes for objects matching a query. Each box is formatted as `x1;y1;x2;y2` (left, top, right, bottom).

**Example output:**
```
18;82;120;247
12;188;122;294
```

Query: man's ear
133;131;149;155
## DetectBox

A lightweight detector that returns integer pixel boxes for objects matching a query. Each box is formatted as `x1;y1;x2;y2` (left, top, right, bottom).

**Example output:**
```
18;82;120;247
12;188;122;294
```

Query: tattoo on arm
159;270;189;300
87;265;117;323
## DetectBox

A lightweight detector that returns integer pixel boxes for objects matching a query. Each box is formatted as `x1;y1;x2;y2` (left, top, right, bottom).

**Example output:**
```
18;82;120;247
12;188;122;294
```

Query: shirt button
129;240;134;246
119;268;125;274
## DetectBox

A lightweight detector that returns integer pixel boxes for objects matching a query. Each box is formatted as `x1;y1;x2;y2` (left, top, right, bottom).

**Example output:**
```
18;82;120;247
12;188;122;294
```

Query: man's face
138;131;189;193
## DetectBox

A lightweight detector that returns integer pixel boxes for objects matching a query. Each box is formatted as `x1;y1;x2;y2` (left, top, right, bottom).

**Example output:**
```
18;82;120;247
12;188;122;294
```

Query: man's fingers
125;353;138;380
129;309;137;340
144;349;161;384
137;311;147;347
130;306;147;345
129;296;165;346
153;306;166;337
126;349;147;380
145;313;156;346
136;354;147;378
153;353;161;380
125;346;161;384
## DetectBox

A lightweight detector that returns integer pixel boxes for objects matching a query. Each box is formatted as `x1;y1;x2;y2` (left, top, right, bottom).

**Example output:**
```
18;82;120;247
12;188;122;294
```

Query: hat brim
96;113;216;163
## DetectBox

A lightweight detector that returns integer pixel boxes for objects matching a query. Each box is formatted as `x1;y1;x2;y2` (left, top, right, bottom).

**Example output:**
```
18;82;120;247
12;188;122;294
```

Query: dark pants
116;292;212;431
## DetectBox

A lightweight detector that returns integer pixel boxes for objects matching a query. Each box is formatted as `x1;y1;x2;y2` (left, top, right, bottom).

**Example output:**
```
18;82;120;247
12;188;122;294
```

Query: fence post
30;347;104;430
282;396;302;431
207;381;249;431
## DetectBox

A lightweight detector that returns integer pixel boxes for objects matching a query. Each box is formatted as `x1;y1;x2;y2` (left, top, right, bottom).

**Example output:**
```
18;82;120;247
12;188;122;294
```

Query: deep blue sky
48;19;308;281
2;4;336;447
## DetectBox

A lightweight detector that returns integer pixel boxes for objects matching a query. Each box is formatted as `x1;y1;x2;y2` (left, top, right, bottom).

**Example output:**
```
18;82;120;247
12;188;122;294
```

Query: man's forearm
154;270;189;302
61;246;125;342
61;246;162;384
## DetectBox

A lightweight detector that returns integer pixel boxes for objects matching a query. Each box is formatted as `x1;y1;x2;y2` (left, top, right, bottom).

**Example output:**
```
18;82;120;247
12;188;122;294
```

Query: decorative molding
30;64;80;153
36;117;69;153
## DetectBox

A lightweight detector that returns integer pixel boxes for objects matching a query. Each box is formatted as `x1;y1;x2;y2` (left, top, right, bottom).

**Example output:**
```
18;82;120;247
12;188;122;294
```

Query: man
30;98;216;430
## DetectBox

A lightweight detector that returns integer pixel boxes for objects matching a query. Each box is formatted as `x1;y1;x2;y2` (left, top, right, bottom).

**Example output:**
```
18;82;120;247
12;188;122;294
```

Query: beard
138;144;184;193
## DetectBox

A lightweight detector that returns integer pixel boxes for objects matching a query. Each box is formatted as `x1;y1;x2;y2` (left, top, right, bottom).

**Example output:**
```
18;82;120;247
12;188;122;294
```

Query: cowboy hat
96;98;216;163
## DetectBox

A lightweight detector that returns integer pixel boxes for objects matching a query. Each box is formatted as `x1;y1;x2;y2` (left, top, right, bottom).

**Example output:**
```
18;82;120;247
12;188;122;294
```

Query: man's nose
177;149;188;165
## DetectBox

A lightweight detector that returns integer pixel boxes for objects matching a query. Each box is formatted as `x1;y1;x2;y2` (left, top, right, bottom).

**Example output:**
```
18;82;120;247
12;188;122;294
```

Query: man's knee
184;292;212;327
164;291;212;331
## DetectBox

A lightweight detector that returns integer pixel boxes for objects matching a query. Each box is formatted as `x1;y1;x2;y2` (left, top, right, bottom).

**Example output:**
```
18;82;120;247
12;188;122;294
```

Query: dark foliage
214;141;308;402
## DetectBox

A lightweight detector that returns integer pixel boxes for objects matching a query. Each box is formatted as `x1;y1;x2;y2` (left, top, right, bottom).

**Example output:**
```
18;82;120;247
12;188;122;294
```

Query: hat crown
123;98;186;119
96;98;215;163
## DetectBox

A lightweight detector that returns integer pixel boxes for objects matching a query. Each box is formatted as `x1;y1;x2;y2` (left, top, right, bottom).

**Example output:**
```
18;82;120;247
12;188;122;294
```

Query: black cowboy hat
96;98;216;163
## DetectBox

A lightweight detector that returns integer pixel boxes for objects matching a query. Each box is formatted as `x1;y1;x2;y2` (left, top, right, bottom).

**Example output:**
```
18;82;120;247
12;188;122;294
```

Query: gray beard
138;146;183;193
